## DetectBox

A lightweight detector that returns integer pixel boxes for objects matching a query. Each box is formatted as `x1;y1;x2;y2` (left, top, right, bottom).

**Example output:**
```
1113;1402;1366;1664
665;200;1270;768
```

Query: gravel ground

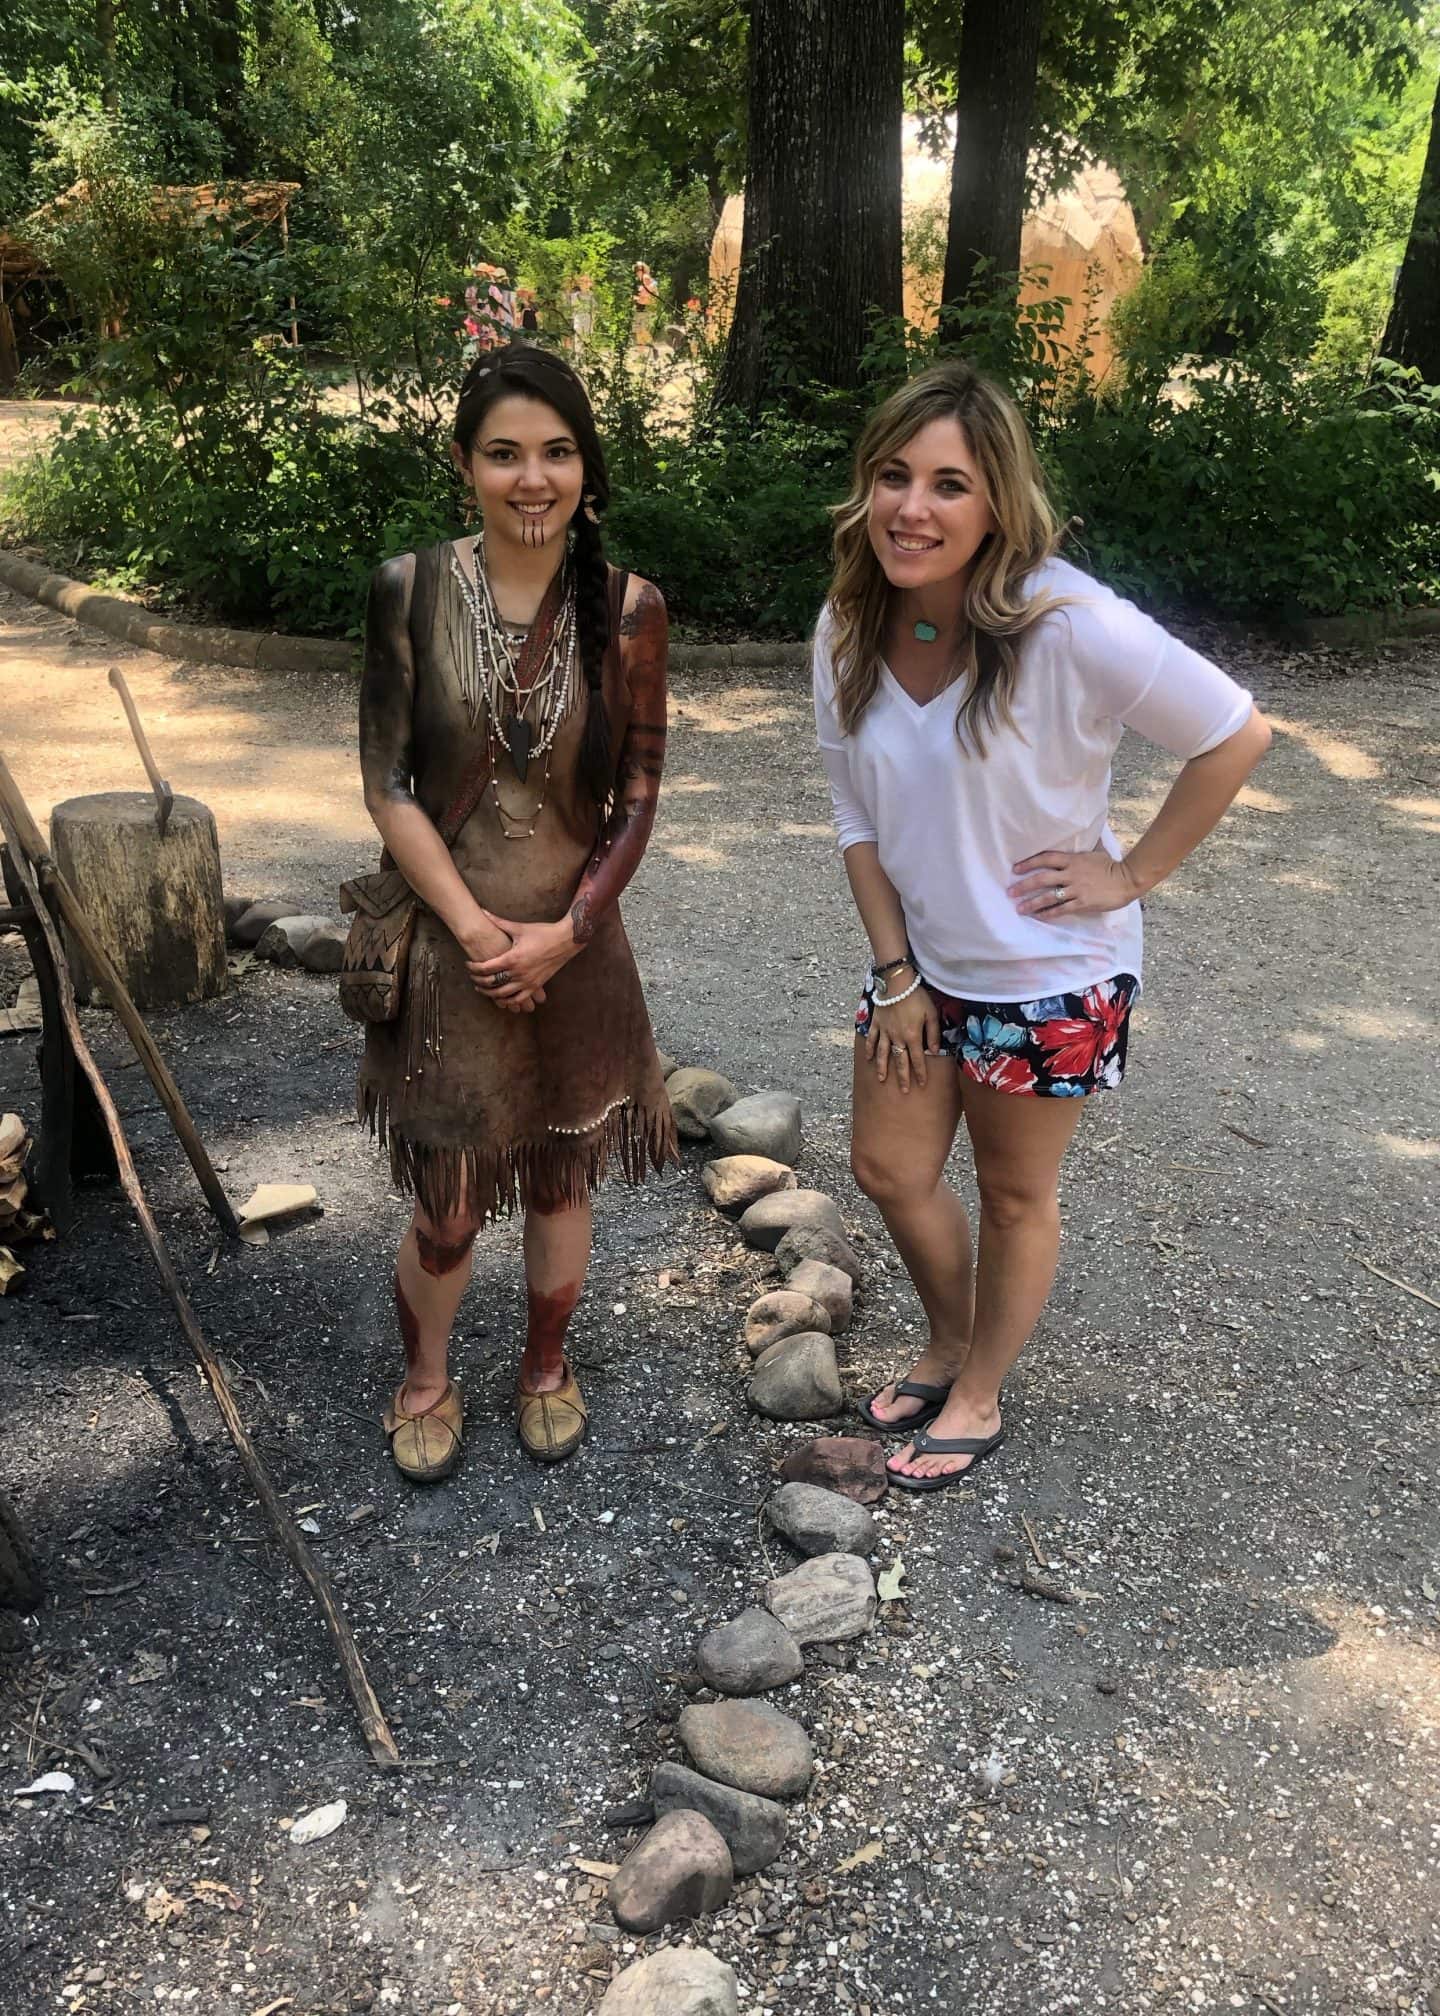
0;592;1437;2016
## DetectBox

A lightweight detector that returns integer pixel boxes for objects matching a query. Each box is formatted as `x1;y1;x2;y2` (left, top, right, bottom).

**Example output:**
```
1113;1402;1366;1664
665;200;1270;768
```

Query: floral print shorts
856;972;1139;1097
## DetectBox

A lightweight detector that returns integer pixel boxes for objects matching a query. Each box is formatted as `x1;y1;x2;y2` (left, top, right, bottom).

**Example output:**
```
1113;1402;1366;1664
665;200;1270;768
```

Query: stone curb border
18;541;1434;671
0;547;812;676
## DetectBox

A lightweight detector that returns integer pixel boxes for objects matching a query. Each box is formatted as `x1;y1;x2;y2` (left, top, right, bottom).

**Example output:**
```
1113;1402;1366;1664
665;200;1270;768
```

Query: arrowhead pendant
504;713;533;782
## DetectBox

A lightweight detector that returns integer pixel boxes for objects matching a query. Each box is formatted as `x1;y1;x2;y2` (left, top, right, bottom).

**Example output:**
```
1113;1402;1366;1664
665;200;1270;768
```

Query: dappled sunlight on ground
671;690;806;735
1267;713;1383;782
1382;793;1440;837
1373;1131;1439;1161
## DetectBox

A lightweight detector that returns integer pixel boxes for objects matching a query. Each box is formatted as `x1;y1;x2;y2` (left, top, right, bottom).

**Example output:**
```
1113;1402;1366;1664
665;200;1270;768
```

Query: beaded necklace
448;535;578;841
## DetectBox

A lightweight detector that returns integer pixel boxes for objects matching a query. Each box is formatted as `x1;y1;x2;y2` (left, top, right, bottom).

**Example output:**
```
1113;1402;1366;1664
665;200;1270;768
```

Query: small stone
255;914;336;966
783;1259;853;1333
747;1333;842;1422
679;1699;813;1800
778;1436;887;1505
703;1156;797;1215
608;1809;733;1932
766;1482;878;1558
666;1068;739;1140
737;1189;845;1252
656;1050;679;1080
222;892;257;937
705;1090;802;1163
83;1968;105;1986
775;1226;862;1284
298;921;349;974
231;896;306;946
744;1290;832;1358
696;1607;804;1696
599;1946;738;2016
604;1796;655;1830
650;1763;788;1875
766;1553;877;1645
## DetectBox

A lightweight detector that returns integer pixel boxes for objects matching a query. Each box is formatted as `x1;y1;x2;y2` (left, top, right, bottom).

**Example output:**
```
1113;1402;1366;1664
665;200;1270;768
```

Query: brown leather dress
357;542;676;1225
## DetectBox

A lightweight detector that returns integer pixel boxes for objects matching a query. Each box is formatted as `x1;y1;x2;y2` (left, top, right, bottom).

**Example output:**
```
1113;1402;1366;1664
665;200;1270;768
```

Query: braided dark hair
453;344;614;807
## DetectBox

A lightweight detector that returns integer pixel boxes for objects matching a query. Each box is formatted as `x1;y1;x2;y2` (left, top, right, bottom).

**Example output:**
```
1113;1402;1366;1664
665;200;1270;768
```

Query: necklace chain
449;535;578;838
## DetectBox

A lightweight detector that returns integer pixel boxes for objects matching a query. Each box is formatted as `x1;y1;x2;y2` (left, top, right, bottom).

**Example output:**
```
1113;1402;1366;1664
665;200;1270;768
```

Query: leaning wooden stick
107;666;174;838
0;812;400;1769
0;755;238;1238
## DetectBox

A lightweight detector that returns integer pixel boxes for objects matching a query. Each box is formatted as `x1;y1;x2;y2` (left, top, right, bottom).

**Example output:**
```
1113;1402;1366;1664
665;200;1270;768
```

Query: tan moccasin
384;1380;464;1484
516;1358;588;1463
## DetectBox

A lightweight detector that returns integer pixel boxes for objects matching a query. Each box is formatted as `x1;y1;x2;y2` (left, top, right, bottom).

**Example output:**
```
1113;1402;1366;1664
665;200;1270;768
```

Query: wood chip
835;1840;884;1873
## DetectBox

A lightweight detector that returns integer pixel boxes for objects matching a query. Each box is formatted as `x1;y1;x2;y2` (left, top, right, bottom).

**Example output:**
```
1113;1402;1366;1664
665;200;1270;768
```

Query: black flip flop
886;1424;1005;1493
855;1377;952;1435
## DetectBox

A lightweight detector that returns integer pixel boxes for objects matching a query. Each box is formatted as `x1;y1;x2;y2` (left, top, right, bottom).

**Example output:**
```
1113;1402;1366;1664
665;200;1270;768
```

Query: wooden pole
0;816;401;1769
0;755;239;1238
107;667;174;837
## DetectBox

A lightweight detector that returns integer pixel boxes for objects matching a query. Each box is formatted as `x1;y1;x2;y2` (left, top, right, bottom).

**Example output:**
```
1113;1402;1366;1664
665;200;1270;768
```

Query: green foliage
1045;363;1440;617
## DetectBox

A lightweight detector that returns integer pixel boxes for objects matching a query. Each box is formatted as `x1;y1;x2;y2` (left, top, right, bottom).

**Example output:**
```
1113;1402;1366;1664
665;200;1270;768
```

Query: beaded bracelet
872;952;916;977
871;970;926;1008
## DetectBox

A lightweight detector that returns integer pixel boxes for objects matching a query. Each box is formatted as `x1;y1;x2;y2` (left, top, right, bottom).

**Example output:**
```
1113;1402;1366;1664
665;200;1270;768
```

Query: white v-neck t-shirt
812;557;1254;1001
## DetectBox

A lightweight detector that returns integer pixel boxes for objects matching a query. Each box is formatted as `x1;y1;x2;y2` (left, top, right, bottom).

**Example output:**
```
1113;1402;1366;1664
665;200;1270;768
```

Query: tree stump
50;792;227;1010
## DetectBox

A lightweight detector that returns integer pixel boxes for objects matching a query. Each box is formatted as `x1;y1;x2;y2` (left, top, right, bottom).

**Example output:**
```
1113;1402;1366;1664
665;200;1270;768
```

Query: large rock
747;1333;842;1422
651;1763;788;1875
702;1155;797;1216
783;1259;854;1333
779;1436;888;1505
599;1946;738;2016
608;1810;733;1932
767;1482;878;1558
696;1607;804;1696
667;1068;739;1141
255;914;338;968
298;921;348;974
744;1290;831;1358
679;1700;813;1800
231;896;306;946
775;1226;863;1285
766;1553;877;1645
737;1189;845;1253
706;1091;802;1164
656;1050;679;1080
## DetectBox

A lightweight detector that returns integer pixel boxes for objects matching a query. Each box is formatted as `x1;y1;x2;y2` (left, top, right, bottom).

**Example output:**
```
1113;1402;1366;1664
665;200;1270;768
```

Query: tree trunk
941;0;1047;317
716;0;904;413
1381;70;1440;385
96;0;119;113
209;0;250;176
50;792;228;1011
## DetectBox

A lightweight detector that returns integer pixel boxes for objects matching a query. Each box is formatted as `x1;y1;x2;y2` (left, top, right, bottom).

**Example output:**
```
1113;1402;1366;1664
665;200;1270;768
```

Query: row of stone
224;893;348;976
597;1084;883;2014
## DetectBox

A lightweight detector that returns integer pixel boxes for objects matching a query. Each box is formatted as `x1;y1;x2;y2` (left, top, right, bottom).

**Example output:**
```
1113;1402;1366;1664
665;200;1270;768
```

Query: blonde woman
814;361;1271;1493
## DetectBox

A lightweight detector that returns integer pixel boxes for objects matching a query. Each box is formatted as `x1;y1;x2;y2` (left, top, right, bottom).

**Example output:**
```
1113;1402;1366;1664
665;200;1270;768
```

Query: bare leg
520;1192;593;1394
889;1079;1083;1481
849;1039;972;1425
394;1207;479;1413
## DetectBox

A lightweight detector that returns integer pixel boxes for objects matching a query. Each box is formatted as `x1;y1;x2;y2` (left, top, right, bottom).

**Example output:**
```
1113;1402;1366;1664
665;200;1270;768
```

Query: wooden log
0;764;239;1238
50;790;226;1010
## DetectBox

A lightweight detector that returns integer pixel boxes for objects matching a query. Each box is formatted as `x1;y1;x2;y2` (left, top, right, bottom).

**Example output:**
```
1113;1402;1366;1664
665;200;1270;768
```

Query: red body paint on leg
416;1226;476;1277
523;1278;581;1384
395;1273;422;1373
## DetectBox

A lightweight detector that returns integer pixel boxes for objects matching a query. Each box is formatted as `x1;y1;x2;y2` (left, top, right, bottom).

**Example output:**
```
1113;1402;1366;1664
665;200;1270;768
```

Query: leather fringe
356;1079;677;1228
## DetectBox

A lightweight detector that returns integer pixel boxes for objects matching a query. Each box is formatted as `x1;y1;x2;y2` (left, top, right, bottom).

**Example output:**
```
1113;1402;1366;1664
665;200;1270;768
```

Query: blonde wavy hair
826;360;1066;753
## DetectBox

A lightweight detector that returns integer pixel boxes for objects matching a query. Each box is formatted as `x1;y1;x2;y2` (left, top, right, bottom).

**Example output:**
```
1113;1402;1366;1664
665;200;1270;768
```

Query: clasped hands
458;913;578;1015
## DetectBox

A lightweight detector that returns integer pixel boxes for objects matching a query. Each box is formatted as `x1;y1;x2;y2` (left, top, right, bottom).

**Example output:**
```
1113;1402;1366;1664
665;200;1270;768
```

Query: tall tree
941;0;1046;315
716;0;903;412
1382;67;1440;382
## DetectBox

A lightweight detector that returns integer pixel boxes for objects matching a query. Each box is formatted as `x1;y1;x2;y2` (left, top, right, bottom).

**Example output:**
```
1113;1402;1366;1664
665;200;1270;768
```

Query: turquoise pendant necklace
913;619;939;643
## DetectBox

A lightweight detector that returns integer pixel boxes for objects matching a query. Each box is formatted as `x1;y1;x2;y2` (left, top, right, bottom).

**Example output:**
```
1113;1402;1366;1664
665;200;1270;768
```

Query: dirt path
1;584;1437;2016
